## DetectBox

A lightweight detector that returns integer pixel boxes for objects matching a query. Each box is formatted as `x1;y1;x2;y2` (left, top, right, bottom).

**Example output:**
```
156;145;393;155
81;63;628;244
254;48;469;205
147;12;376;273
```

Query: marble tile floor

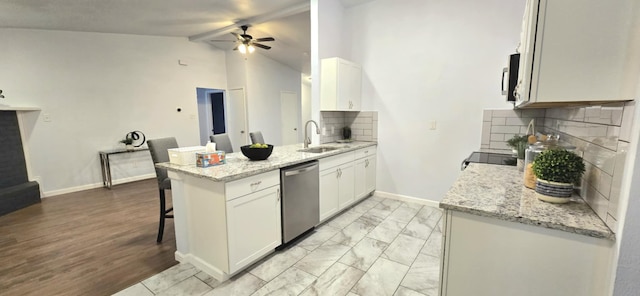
114;196;443;296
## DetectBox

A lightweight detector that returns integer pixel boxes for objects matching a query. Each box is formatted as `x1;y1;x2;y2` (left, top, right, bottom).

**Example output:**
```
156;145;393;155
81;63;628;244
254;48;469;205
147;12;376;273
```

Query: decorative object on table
506;134;528;171
119;135;134;151
240;143;273;161
532;149;585;203
119;130;146;151
196;151;226;167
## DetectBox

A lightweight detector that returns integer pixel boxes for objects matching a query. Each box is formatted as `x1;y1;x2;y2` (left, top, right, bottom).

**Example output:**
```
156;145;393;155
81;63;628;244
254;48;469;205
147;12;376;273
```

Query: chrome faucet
304;120;321;148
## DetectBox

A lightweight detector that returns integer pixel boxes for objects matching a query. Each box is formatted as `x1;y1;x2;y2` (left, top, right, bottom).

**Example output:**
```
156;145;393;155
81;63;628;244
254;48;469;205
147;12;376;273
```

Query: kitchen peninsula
156;142;377;282
439;163;615;296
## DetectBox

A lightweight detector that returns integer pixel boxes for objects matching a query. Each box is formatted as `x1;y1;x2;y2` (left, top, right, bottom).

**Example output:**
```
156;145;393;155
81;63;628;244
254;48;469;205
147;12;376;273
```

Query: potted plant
120;136;134;151
506;134;528;171
531;149;585;203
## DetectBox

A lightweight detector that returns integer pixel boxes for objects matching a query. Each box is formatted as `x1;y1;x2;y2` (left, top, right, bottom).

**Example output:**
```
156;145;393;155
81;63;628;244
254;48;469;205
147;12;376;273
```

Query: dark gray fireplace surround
0;111;40;216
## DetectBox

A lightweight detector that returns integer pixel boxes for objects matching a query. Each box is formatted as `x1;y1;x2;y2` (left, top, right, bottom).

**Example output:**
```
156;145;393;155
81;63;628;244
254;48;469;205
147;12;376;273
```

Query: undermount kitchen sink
298;145;348;153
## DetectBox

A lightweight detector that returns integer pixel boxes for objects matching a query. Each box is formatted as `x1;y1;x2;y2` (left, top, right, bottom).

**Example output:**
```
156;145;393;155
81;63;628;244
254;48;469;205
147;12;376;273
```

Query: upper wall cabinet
515;0;638;108
321;57;362;111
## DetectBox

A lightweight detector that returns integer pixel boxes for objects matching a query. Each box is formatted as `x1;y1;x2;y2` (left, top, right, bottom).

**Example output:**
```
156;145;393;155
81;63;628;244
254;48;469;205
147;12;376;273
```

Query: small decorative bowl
240;144;274;161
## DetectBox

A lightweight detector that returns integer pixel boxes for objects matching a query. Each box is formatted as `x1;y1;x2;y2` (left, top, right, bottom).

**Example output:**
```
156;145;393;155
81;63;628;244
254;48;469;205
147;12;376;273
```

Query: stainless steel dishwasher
280;160;319;244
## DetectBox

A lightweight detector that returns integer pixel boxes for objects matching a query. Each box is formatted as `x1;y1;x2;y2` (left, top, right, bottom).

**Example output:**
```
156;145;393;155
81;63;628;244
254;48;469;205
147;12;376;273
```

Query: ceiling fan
210;25;275;54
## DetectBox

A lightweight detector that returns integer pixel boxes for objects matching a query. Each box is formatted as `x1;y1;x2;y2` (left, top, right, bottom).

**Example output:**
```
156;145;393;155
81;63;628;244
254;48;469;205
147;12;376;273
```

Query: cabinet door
226;186;281;274
348;63;362;111
338;163;355;209
365;156;377;194
354;158;367;200
320;168;340;222
336;59;352;110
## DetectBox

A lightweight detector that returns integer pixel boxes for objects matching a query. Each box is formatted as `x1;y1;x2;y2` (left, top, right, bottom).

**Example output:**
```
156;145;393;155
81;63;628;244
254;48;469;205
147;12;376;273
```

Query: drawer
319;151;354;171
355;146;377;160
226;170;280;201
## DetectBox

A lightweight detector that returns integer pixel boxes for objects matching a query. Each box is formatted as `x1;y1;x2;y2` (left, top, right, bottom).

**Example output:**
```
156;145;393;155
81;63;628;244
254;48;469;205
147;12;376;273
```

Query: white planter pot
535;179;573;203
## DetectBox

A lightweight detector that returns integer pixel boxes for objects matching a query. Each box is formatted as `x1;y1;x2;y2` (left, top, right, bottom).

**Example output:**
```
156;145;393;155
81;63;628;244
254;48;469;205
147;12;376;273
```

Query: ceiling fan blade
254;37;275;42
232;45;239;51
230;32;244;41
252;43;271;50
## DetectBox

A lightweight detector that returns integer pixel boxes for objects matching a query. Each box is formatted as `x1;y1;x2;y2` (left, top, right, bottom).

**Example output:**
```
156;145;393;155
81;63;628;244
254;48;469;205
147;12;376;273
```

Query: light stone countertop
156;141;377;182
440;163;615;240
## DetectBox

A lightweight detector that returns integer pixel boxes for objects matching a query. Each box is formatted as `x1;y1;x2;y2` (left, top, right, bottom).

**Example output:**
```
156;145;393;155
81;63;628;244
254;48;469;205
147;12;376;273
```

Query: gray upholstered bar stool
147;137;178;243
249;131;265;144
210;134;233;153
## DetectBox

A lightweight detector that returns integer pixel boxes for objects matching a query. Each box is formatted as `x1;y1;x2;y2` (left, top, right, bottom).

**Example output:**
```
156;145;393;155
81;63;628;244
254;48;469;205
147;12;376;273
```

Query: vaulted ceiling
0;0;372;76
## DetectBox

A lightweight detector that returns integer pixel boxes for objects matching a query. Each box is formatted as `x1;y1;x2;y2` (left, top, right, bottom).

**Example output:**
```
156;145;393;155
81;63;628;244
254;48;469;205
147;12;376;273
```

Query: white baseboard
374;190;441;208
42;174;155;198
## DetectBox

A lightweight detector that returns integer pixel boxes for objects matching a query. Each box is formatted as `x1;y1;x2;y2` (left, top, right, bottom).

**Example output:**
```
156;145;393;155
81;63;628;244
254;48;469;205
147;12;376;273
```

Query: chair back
249;131;265;144
147;137;178;189
210;134;233;153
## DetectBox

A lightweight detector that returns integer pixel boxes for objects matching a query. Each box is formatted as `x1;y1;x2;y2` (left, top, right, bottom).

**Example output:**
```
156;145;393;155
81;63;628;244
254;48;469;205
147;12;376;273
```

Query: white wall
0;29;227;196
341;0;524;200
224;51;302;146
301;76;312;126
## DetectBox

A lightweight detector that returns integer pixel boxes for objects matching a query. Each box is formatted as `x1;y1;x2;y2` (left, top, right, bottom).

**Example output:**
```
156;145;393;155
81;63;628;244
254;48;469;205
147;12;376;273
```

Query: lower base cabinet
168;170;281;281
440;210;614;296
227;185;281;274
320;146;377;223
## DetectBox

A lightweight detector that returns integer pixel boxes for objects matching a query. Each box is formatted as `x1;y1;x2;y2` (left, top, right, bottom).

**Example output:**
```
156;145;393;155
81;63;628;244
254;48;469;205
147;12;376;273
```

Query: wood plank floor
0;179;177;296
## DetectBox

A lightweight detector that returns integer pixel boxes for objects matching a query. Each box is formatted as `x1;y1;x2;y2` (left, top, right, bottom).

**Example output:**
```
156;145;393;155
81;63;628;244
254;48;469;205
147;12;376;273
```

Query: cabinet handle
250;181;262;187
277;188;280;202
365;159;369;167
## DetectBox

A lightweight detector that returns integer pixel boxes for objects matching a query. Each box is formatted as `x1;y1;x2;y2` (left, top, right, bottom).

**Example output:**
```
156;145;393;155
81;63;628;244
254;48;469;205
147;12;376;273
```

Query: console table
99;148;149;189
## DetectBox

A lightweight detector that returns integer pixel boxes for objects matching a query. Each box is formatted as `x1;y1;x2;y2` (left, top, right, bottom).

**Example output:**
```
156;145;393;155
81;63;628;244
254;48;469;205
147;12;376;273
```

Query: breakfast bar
156;142;377;281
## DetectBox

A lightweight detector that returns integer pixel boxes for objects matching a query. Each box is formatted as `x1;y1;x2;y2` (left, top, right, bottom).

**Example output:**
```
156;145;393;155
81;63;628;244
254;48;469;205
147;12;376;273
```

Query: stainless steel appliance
461;152;517;170
280;160;319;244
501;53;520;103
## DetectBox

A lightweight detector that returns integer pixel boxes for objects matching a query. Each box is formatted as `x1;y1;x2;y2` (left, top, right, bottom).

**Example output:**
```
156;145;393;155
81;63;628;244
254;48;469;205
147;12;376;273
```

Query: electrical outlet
429;120;437;130
331;126;335;134
43;113;51;122
322;127;326;136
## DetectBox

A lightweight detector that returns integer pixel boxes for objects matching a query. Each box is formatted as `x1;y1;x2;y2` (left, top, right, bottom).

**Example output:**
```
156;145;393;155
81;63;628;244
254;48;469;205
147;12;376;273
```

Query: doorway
280;91;301;145
196;87;225;145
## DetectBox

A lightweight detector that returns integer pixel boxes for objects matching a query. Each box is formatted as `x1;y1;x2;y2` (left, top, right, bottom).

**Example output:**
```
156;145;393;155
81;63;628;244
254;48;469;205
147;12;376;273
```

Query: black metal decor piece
125;131;146;147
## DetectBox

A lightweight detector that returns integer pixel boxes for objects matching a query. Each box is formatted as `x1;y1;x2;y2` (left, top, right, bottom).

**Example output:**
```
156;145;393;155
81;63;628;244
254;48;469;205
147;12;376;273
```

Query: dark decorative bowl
240;144;274;161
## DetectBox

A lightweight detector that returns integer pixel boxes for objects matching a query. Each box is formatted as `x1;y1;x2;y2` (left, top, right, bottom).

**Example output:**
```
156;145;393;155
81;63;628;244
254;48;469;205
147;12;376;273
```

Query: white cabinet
354;147;377;200
226;185;281;274
515;0;637;108
167;170;281;282
319;152;356;222
319;146;377;222
321;57;362;111
440;210;613;296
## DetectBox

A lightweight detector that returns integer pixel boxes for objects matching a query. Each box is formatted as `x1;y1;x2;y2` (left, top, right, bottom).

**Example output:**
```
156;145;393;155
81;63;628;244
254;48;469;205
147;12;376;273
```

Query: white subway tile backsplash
608;141;628;220
320;111;377;143
491;125;521;134
492;117;506;125
582;183;609;221
490;134;504;141
481;103;634;229
483;110;492;122
491;109;520;118
481;123;491;145
620;101;635;142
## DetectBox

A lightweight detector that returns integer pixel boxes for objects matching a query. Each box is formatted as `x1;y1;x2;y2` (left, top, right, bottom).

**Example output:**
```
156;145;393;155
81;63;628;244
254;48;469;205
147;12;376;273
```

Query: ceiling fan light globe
248;45;255;53
238;44;247;54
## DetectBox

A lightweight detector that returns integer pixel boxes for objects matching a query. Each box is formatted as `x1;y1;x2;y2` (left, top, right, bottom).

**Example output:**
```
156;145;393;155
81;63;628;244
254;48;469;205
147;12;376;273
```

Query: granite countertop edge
439;163;615;241
156;141;377;182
